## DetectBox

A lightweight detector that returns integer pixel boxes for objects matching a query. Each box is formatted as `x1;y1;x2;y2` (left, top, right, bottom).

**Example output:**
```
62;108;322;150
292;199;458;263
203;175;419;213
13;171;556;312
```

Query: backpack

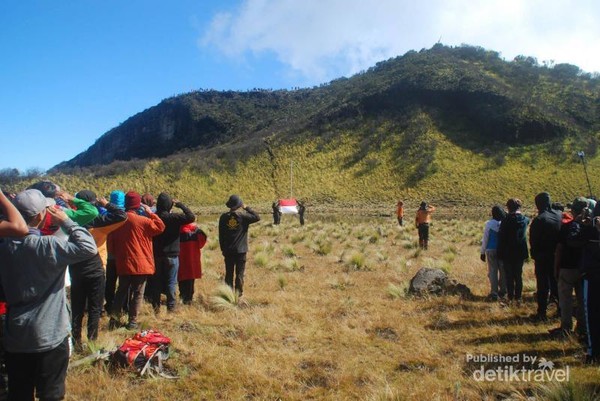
110;330;174;377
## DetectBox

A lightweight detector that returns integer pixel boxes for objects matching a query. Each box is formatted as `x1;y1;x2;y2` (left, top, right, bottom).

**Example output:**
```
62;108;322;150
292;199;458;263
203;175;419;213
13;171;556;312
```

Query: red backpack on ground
110;330;173;377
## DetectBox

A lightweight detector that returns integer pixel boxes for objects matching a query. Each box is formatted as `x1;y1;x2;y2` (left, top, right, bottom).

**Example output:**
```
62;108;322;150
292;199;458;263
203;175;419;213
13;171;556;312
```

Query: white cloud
201;0;600;84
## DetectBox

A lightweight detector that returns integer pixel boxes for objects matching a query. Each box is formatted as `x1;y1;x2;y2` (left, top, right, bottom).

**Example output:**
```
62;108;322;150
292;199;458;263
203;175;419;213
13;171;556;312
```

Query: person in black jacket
497;198;530;303
151;192;195;313
580;203;600;364
529;192;562;320
218;195;260;296
69;190;127;348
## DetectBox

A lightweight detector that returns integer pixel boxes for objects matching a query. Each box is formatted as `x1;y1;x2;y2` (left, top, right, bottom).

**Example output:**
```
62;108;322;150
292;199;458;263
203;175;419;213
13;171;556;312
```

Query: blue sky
2;0;599;172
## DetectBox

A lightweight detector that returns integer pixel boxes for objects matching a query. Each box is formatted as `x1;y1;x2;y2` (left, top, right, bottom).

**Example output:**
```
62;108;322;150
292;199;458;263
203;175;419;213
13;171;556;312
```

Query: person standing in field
150;192;195;313
396;200;404;227
298;200;306;226
218;195;260;296
0;189;97;401
178;223;207;304
480;205;507;301
108;191;165;330
550;197;588;338
529;192;562;321
497;198;530;304
415;201;435;250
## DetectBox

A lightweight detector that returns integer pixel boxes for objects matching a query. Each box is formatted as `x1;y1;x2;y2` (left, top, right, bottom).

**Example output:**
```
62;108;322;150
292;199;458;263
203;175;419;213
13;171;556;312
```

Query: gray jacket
0;220;97;353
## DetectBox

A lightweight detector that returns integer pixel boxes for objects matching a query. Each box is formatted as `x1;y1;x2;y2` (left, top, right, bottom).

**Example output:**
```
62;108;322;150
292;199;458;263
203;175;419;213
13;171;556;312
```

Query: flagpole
290;161;293;199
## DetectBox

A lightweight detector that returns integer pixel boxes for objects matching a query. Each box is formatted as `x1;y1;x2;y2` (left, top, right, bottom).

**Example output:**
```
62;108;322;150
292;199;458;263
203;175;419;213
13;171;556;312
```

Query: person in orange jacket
108;192;165;330
415;201;435;250
396;200;404;226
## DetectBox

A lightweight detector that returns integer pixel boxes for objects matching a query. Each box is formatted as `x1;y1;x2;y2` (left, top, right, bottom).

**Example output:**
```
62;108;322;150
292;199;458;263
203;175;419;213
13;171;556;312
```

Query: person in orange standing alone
396;200;404;226
415;201;435;250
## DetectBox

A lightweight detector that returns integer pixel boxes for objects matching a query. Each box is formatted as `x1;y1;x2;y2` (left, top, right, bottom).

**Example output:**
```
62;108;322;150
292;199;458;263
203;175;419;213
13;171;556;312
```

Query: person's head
506;198;522;213
75;189;97;204
551;202;564;212
125;191;142;211
28;181;59;199
13;189;55;227
141;193;156;207
419;201;427;210
110;190;125;210
491;205;506;221
570;196;588;217
398;200;403;206
226;195;243;210
534;192;552;212
156;192;173;212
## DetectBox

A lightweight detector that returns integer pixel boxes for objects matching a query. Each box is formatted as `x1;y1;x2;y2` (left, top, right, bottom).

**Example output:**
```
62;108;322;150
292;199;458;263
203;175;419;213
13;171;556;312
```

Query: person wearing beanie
529;191;562;321
0;189;97;400
415;201;435;250
480;205;507;301
218;195;260;296
149;192;195;312
178;223;208;304
497;198;530;303
108;192;165;329
69;190;127;348
109;190;126;210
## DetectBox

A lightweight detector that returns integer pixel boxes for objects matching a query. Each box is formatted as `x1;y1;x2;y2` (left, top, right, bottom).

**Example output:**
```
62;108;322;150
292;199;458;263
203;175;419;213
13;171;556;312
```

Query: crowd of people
0;181;258;401
479;192;599;365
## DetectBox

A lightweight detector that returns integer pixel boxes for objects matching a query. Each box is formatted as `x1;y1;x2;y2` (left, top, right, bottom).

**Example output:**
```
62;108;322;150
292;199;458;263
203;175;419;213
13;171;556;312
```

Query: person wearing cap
497;198;530;303
0;189;27;237
0;189;97;400
150;192;195;313
480;205;507;301
415;201;435;250
218;195;260;296
108;191;165;330
529;192;562;321
68;190;127;349
550;197;589;338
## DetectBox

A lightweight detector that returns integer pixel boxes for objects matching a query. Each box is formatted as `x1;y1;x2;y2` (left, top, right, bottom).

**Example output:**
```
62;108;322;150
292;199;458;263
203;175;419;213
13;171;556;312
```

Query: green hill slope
33;45;600;206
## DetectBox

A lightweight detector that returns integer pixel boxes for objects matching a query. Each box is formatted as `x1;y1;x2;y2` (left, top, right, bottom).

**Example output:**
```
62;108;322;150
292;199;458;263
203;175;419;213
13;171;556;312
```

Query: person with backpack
0;189;97;400
550;197;588;338
529;192;562;321
497;198;530;304
218;195;260;296
480;205;507;301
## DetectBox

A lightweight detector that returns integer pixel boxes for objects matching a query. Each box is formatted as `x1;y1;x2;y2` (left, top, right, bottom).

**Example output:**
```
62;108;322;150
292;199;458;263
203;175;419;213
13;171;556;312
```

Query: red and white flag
278;198;298;214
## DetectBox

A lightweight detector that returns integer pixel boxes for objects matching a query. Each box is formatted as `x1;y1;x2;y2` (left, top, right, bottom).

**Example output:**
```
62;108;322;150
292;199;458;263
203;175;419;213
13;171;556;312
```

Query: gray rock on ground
408;267;472;298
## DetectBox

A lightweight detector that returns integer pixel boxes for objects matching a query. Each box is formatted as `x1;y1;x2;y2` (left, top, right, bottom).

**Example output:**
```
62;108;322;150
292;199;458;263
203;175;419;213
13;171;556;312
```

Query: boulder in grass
408;267;472;298
408;267;448;295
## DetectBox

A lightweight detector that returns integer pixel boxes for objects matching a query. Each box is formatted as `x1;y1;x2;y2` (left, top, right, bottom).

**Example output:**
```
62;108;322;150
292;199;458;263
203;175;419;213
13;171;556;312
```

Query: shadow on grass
425;315;529;331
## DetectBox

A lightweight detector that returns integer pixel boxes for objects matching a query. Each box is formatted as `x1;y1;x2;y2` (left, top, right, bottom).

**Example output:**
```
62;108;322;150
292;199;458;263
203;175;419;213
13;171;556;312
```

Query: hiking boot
126;321;139;330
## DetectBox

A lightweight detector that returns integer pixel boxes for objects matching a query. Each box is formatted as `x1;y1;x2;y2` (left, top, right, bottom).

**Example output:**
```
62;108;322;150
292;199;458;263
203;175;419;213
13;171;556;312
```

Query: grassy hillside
42;122;599;211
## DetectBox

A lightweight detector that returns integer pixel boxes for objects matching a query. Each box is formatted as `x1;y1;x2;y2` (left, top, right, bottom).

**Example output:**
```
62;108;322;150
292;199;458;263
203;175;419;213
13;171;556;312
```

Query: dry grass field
66;212;600;401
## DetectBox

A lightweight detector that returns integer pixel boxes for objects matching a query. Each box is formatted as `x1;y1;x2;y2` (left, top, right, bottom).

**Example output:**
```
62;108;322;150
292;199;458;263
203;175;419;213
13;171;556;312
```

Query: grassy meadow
66;212;600;401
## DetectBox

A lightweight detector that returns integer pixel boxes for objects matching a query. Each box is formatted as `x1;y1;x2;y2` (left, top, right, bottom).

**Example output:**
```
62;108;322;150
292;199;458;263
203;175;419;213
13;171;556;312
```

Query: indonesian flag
279;198;298;214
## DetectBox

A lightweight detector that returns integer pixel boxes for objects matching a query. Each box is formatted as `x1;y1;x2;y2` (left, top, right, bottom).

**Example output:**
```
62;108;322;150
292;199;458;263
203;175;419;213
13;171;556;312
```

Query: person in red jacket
178;223;207;304
108;192;165;330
